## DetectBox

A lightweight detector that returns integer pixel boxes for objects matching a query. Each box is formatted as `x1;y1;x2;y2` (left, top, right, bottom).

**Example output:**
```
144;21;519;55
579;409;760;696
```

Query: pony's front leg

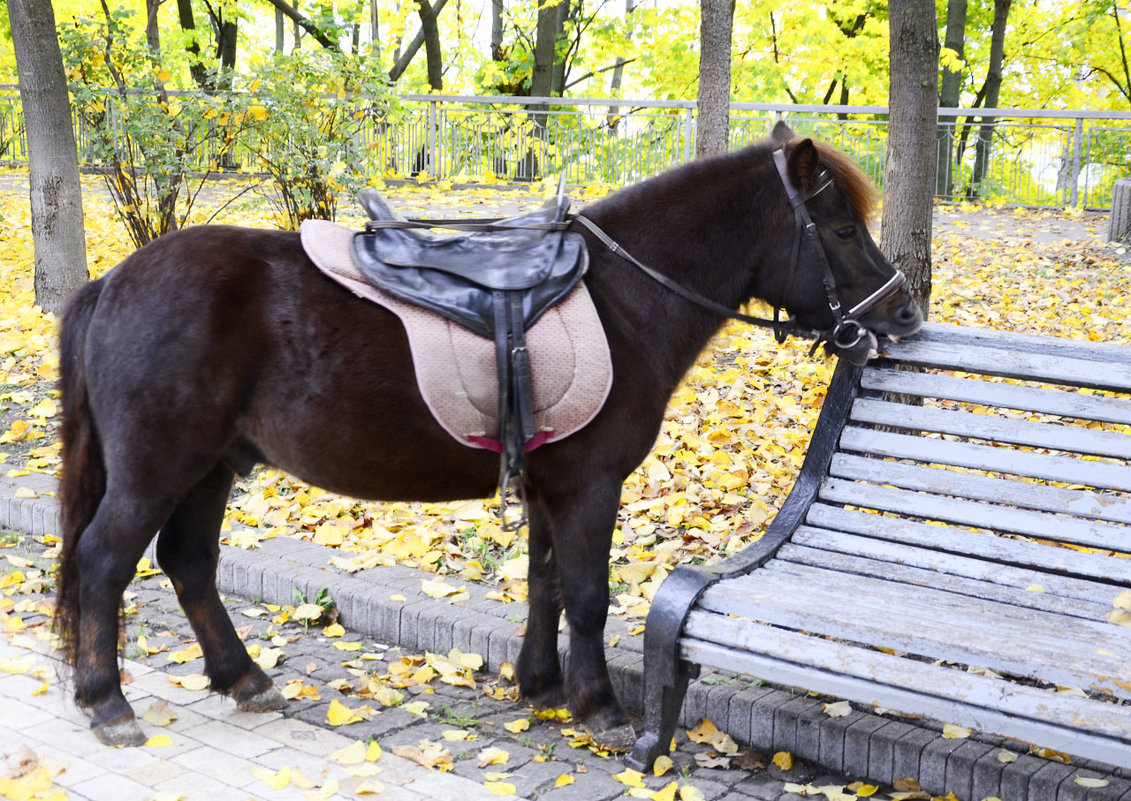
516;501;565;708
545;480;636;751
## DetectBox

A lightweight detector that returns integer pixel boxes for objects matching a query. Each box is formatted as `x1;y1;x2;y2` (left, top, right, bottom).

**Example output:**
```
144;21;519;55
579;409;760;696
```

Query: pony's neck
581;146;787;386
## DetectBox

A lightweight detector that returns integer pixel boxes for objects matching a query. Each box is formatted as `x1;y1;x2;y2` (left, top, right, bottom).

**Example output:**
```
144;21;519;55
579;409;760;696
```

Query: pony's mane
811;140;879;222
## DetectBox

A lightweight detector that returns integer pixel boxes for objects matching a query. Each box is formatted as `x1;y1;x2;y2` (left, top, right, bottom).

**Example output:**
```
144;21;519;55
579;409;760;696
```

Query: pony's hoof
584;722;637;752
93;718;146;747
236;685;286;713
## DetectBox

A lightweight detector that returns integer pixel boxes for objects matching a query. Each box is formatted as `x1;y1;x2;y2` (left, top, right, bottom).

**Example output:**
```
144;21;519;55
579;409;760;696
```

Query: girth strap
494;290;537;530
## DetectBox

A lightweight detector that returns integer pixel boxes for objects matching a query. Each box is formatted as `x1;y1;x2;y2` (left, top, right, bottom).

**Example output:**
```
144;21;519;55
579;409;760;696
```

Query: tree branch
1113;2;1131;105
263;0;341;51
563;58;638;90
389;0;449;82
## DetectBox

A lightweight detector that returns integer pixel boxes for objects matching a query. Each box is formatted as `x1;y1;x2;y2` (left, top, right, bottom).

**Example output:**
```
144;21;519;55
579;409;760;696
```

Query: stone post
1110;177;1131;243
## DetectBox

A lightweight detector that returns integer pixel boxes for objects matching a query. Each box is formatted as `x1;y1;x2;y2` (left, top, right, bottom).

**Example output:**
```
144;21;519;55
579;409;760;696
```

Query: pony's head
767;121;922;365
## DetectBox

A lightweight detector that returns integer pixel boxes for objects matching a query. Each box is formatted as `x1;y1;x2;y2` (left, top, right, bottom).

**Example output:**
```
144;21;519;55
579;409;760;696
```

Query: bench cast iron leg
626;566;717;771
627;656;697;770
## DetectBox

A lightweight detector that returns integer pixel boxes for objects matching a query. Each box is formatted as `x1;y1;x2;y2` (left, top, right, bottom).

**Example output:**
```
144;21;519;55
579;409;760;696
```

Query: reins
364;147;907;353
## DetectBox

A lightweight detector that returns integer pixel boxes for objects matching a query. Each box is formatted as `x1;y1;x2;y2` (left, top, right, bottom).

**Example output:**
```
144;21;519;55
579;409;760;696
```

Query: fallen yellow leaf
144;734;173;747
142;700;177;727
686;718;719;743
478;746;510;767
653;754;675;776
503;718;530;733
176;674;209;691
942;723;972;739
772;751;793;770
326;699;366;727
613;768;646;788
252;765;292;790
555;774;575;787
330;740;368;765
484;781;516;796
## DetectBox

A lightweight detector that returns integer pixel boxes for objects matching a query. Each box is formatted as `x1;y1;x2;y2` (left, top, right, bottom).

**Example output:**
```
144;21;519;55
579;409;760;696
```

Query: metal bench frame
628;321;1131;778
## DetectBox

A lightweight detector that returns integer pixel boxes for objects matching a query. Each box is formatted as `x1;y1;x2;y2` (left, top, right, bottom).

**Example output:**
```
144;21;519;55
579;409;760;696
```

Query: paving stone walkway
3;472;1130;801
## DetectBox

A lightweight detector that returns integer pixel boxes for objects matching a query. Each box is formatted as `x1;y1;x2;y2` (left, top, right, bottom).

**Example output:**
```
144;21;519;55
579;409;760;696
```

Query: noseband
770;148;907;352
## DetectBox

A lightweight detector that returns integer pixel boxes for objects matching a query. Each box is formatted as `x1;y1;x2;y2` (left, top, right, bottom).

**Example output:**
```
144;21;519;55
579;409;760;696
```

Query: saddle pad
300;220;614;452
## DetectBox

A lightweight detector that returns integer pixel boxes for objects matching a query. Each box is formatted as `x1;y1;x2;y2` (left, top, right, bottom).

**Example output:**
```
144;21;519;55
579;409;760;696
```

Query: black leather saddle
352;189;588;337
350;187;590;528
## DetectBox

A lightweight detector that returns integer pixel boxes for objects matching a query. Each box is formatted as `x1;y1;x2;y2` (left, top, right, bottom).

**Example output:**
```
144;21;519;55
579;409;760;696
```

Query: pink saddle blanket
300;220;613;452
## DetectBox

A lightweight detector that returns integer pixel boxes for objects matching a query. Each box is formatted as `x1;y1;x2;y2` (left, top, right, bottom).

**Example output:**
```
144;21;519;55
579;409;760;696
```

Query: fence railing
1;87;1129;209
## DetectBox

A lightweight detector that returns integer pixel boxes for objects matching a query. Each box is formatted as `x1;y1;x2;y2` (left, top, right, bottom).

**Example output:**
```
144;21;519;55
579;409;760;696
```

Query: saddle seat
352;188;588;337
349;187;594;527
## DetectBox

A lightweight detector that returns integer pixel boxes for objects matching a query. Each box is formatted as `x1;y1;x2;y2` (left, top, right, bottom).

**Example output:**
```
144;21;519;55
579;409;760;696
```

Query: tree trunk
882;0;939;315
145;0;163;53
936;0;966;196
551;0;572;95
490;0;504;61
370;0;380;55
608;0;636;129
696;0;734;158
7;0;89;312
531;0;560;100
217;19;237;84
968;0;1010;198
177;0;210;90
417;0;443;91
276;8;285;52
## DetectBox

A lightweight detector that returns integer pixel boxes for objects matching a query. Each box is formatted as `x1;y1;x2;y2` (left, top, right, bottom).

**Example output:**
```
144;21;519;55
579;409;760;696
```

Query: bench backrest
818;322;1131;647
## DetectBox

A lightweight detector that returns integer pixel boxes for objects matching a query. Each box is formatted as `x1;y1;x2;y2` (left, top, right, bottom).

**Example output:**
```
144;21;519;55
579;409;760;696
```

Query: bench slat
881;338;1131;391
819;477;1131;552
697;563;1131;698
777;541;1114;621
839;426;1131;491
679;627;1131;767
860;367;1131;426
830;453;1131;526
905;321;1131;367
850;398;1131;460
804;504;1131;585
790;526;1126;607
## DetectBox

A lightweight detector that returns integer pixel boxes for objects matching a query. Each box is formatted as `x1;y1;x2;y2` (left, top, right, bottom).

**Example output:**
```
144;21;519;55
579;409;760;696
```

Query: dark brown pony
55;123;922;747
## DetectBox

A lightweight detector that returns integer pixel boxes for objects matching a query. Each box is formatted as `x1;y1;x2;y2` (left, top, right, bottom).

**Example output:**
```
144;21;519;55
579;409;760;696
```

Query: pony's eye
835;226;857;239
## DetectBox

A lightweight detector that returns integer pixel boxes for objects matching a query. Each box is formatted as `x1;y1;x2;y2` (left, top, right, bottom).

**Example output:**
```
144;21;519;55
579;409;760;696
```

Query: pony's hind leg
73;492;172;746
155;463;283;713
516;500;565;708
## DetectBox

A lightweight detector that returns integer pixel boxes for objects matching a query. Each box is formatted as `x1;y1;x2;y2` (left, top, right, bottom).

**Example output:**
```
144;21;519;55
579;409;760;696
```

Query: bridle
571;147;908;354
769;148;908;352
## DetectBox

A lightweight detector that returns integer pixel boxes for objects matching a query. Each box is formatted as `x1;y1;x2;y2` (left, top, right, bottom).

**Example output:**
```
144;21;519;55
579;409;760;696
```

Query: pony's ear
771;121;795;146
786;138;822;192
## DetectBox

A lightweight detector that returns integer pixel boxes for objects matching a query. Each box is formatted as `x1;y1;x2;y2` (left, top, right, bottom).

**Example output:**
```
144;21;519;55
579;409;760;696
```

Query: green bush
59;6;240;247
238;52;396;229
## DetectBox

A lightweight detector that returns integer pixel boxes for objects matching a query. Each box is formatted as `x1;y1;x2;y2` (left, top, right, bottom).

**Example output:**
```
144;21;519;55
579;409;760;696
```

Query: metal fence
1;86;1129;209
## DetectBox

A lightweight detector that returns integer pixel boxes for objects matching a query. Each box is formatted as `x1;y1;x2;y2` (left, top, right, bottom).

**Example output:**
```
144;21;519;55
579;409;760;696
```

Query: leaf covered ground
0;173;1128;623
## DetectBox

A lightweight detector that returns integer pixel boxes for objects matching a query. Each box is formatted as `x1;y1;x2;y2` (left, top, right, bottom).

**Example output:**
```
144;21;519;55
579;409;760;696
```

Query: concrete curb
4;473;1129;799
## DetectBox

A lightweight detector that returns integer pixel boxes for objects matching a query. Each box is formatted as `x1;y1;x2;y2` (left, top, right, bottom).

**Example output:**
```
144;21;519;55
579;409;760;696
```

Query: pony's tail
55;279;105;666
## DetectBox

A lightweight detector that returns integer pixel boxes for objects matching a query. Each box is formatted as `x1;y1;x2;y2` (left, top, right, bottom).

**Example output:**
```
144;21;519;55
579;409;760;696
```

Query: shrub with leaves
239;52;395;229
58;6;241;247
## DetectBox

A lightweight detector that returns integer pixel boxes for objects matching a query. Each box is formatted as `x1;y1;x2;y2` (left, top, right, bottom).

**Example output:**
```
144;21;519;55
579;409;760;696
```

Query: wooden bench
627;321;1131;780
